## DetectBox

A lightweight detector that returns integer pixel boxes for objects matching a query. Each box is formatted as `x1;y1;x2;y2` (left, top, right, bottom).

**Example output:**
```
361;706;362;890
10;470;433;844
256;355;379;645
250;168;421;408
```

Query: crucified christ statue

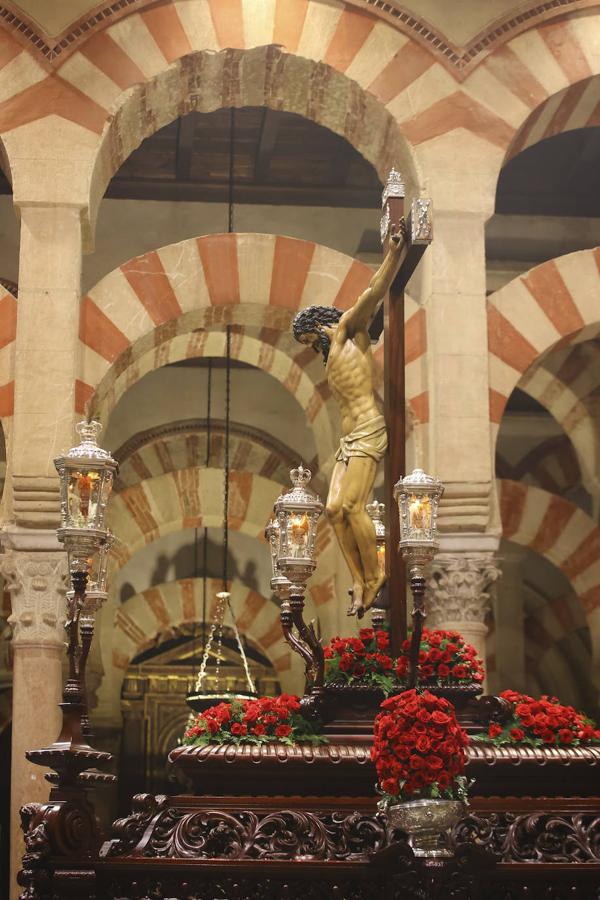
292;226;407;617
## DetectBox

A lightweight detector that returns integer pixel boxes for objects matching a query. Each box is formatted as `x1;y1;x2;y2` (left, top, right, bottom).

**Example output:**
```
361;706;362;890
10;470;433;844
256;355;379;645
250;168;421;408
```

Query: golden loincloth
335;415;387;465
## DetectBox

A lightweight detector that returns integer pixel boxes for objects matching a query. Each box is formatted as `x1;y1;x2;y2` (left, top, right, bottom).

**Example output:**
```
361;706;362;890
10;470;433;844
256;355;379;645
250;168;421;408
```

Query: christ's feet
362;574;387;615
347;584;364;617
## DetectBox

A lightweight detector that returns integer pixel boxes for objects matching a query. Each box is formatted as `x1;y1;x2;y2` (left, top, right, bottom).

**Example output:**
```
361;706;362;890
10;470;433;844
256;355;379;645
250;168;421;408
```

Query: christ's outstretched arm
342;225;408;335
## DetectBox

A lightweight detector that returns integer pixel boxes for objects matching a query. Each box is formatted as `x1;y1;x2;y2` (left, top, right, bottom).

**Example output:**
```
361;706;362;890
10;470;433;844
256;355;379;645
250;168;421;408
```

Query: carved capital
0;549;67;648
426;553;501;626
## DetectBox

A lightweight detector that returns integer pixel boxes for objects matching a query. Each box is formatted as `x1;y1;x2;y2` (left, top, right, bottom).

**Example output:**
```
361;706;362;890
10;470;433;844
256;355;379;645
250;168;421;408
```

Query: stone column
9;204;82;526
0;530;66;899
426;208;493;533
427;544;501;687
3;202;82;899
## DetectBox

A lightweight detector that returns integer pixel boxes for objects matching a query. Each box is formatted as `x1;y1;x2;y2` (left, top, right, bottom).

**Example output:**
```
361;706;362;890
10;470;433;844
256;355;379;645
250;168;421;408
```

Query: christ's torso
326;331;381;435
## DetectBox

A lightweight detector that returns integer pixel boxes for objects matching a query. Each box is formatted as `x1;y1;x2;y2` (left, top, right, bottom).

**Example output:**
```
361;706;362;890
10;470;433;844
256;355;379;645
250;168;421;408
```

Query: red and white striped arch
108;466;282;569
488;248;600;435
497;436;581;499
506;75;600;162
499;478;600;684
80;233;428;444
519;343;600;499
114;421;303;494
2;5;600;214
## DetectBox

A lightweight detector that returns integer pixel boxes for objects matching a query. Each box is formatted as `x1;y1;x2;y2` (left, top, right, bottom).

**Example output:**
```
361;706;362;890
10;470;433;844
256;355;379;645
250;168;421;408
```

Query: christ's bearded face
297;326;333;363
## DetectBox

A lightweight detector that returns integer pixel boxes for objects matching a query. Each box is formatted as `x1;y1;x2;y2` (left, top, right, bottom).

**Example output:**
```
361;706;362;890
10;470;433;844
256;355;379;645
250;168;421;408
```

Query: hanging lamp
186;325;257;711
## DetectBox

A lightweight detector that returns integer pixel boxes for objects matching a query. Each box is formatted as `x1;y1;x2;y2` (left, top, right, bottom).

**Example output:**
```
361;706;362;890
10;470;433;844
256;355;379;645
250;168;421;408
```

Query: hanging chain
195;325;255;698
227;594;256;694
194;591;227;693
223;326;231;592
228;108;235;234
202;360;212;650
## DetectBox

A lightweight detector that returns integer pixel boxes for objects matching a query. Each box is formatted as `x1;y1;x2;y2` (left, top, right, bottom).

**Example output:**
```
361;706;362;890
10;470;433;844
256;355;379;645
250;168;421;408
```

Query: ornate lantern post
273;466;325;709
394;469;444;689
54;420;117;728
26;421;117;786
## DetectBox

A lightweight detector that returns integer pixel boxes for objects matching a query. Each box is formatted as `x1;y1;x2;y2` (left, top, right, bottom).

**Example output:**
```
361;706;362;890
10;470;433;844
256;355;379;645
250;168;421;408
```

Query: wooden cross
369;171;433;657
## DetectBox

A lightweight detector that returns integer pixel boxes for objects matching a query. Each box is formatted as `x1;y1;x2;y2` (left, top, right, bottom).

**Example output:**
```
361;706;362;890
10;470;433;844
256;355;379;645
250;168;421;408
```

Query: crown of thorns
292;306;342;341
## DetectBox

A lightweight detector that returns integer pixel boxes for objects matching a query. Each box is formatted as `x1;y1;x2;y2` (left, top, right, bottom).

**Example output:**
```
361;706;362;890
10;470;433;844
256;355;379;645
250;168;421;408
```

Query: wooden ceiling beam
105;177;379;207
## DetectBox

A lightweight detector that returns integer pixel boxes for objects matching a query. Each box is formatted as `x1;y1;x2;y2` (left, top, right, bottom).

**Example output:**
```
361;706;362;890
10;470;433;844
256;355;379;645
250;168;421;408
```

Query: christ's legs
326;461;364;611
341;456;385;615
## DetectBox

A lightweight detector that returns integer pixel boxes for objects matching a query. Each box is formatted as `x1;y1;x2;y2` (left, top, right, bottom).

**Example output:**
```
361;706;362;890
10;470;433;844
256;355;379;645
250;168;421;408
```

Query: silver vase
386;798;466;857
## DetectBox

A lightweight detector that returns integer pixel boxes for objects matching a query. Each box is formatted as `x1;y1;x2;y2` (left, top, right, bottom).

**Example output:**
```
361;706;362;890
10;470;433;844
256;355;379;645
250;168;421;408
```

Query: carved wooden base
168;738;600;799
20;792;600;899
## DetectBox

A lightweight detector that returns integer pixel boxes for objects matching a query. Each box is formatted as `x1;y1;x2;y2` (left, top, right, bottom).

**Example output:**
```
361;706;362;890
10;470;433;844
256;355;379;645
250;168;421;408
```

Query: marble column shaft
4;203;82;899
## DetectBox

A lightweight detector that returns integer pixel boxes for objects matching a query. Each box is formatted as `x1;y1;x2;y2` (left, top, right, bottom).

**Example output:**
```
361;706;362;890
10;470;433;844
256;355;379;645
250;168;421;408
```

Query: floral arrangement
395;628;484;685
372;689;469;807
480;690;600;747
323;628;395;692
323;627;484;694
182;694;326;747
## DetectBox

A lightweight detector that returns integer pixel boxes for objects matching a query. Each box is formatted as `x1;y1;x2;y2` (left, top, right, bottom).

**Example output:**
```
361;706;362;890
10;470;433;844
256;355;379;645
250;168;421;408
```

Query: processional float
17;172;600;900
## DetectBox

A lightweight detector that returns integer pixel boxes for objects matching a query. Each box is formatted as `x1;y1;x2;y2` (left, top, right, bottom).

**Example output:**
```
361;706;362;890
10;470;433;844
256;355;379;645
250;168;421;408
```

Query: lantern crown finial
290;464;312;489
62;419;117;466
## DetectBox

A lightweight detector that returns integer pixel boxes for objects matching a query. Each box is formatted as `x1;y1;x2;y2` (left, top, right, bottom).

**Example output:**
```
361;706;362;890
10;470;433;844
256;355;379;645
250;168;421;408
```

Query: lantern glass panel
265;517;280;579
56;420;118;531
406;493;433;541
394;469;443;549
287;511;311;559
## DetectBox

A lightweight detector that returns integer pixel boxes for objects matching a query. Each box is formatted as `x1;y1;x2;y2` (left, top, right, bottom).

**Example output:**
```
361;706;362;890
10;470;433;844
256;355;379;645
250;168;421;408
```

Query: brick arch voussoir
488;248;600;436
113;419;305;493
108;467;283;569
87;40;420;230
498;477;600;687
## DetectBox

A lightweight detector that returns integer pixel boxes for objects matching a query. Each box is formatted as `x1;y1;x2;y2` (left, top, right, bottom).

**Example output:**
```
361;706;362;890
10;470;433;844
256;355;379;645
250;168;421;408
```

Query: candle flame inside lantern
376;542;385;576
68;470;101;526
289;513;309;557
408;494;432;534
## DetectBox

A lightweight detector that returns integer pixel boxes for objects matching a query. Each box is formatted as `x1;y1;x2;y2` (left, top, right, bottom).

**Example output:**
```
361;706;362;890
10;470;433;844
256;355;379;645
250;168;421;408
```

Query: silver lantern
274;465;323;590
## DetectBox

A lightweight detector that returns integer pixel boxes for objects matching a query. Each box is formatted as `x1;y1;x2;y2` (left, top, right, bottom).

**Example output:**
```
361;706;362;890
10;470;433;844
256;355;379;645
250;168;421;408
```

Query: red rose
509;728;524;742
558;729;573;744
438;664;450;678
230;723;247;736
253;723;266;736
431;710;450;725
275;724;292;738
437;772;451;789
415;735;431;753
488;723;502;739
353;663;366;677
264;714;278;726
339;653;354;673
409;754;425;770
381;777;399;796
